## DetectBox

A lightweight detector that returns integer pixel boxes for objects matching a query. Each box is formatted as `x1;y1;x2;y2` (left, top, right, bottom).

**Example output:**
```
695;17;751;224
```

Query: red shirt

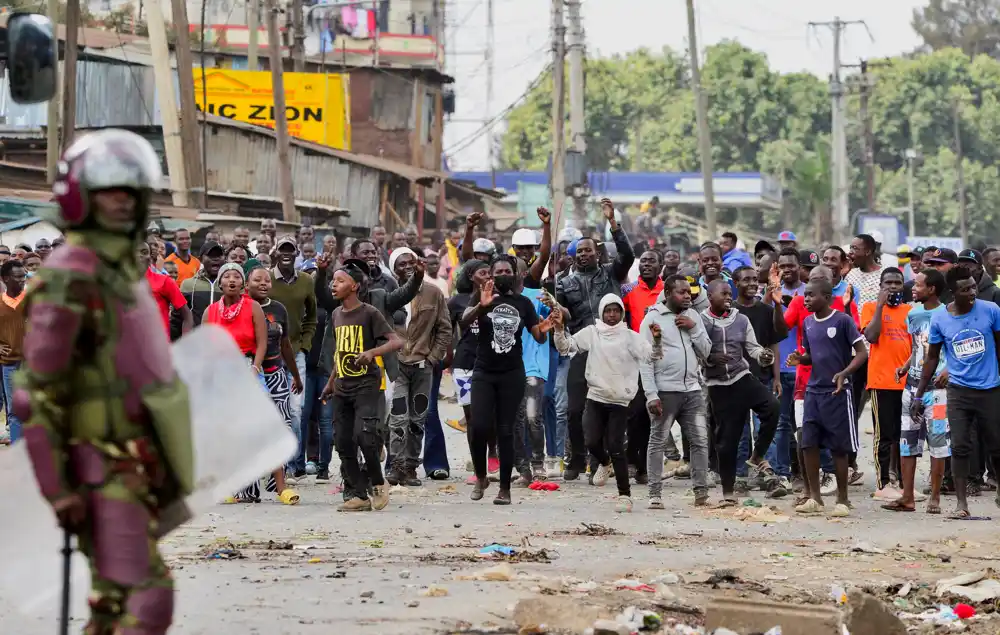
622;278;665;332
784;293;859;399
145;268;186;335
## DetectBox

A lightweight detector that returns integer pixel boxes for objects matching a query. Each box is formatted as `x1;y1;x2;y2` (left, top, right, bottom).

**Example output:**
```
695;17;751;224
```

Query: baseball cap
199;240;223;257
754;240;775;256
777;230;797;243
958;248;983;266
275;236;298;251
924;248;958;265
511;228;538;247
472;238;496;255
799;249;820;267
870;230;885;245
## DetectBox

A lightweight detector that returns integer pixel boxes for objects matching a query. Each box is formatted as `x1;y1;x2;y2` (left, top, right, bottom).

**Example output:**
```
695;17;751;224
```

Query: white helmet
511;228;539;247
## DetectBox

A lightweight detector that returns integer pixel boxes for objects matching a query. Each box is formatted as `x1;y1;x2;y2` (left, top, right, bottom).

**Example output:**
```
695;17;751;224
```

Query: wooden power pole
61;0;80;150
266;0;299;223
685;0;716;237
170;0;205;206
147;0;189;206
550;0;566;232
290;0;305;72
45;0;61;180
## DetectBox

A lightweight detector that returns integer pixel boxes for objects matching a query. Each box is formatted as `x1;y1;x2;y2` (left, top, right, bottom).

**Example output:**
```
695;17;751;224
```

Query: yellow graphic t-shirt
332;303;393;397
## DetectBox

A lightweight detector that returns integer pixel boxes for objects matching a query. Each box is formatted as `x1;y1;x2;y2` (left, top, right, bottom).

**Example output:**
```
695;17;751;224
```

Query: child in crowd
551;294;661;512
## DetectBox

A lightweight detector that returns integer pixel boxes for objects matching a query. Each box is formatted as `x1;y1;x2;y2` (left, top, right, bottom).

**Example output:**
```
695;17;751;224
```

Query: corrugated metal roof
0;216;41;233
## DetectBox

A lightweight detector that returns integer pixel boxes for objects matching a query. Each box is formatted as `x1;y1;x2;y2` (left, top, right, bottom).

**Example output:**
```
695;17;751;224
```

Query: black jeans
469;367;526;490
333;391;385;501
871;388;903;489
627;379;651;476
566;352;590;471
582;398;631;496
709;374;780;494
947;384;1000;481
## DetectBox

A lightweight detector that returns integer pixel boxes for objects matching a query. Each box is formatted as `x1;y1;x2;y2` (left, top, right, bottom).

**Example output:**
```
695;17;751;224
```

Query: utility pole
905;148;918;238
290;0;305;72
170;0;205;206
550;0;567;232
859;60;875;213
686;0;716;237
45;0;60;181
810;16;871;243
247;0;259;71
566;0;587;223
61;0;80;150
147;0;189;206
952;100;968;245
485;0;495;187
266;0;299;223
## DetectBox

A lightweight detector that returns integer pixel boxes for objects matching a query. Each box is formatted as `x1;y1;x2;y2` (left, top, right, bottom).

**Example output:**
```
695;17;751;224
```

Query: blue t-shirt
906;303;947;388
778;283;805;373
929;300;1000;390
802;310;864;394
520;287;551;379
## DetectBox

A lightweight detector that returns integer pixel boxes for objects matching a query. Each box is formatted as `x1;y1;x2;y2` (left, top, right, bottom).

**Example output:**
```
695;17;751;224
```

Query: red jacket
622;278;664;332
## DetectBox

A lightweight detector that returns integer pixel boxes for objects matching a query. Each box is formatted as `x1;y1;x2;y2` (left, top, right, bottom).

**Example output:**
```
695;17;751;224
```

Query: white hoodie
553;294;658;406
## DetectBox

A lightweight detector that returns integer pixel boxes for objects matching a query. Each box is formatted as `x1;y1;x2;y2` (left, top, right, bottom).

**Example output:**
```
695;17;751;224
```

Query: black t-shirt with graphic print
332;302;394;397
448;292;479;371
473;293;539;374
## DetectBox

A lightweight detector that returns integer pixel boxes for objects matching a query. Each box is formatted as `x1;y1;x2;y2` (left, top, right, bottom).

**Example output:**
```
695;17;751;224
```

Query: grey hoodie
699;308;768;386
638;294;712;401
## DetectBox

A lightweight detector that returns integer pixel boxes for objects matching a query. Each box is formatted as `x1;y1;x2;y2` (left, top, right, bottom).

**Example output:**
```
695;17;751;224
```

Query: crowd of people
5;199;1000;520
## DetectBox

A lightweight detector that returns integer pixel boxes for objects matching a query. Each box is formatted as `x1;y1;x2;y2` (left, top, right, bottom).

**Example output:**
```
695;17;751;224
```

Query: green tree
912;0;1000;58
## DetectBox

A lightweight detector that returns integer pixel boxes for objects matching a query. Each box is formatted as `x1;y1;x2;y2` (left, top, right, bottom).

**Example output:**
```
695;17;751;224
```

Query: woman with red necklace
204;262;300;504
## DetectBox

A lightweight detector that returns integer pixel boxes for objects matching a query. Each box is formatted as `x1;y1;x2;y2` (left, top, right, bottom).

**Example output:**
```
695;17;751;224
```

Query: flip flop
881;500;915;512
278;489;300;506
926;503;941;515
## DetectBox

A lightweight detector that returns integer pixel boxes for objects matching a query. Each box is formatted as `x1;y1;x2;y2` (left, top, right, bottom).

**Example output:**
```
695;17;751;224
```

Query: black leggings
469;368;525;490
583;399;631;496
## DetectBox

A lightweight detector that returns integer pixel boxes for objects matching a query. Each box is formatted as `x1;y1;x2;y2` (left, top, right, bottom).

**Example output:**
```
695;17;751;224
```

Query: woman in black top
461;255;553;505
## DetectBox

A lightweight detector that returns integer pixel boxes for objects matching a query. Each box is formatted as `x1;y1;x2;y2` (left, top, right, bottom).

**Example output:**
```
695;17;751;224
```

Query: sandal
948;509;971;520
714;499;737;509
223;496;257;504
881;499;915;512
926;503;942;515
278;489;300;505
795;498;824;515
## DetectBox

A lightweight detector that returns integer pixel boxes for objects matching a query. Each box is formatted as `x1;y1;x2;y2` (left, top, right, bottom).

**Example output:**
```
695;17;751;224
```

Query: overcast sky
443;0;927;170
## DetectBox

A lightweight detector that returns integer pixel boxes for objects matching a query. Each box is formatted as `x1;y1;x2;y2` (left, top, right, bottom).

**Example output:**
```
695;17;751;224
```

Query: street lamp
905;148;921;238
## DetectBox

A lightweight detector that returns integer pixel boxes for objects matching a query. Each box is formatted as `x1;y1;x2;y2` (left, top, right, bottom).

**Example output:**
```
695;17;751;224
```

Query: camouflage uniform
14;130;193;635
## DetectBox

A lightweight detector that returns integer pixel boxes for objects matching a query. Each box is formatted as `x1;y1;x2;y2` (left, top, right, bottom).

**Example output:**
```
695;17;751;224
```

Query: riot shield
0;325;297;616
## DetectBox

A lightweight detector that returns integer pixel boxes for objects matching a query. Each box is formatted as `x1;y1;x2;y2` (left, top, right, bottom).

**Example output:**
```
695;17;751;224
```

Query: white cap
870;230;884;245
511;228;538;247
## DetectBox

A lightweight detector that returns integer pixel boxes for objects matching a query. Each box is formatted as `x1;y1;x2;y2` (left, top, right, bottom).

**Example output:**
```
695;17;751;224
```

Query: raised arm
385;261;424;313
528;207;552;284
460;212;483;263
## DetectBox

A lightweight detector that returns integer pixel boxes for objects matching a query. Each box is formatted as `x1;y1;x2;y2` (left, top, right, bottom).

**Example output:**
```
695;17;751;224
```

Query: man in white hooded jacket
639;274;714;508
552;294;661;512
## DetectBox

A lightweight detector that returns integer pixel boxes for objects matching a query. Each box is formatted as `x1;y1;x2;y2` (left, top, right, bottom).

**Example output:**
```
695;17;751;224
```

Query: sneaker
913;490;928;502
795;498;823;515
734;478;751;495
649;496;664;510
820;473;837;497
487;457;500;482
315;469;331;483
544;458;562;479
517;469;533;487
828;503;851;518
592;463;610;487
873;486;903;501
563;467;581;481
470;477;489;501
403;468;422;487
986;478;998;492
693;488;710;507
765;478;788;499
848;468;864;487
615;496;633;513
493;488;511;505
371;485;389;510
338;497;372;512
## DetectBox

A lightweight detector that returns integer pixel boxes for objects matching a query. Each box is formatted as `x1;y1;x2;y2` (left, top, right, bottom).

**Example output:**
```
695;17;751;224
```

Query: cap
298;258;318;272
199;240;223;258
777;230;797;242
799;249;820;267
275;236;298;251
870;230;885;245
472;237;496;255
511;228;538;247
754;240;775;256
924;248;958;265
958;248;983;266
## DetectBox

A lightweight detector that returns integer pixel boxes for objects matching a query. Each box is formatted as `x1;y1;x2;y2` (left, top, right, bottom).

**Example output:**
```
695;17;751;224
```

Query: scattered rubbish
438;484;458;494
846;590;906;635
651;572;680;585
480;544;517;557
528;481;560;491
897;582;912;598
589;618;629;635
571;580;600;593
612;579;656;593
850;542;886;555
307;557;322;564
325;571;346;579
830;584;848;605
935;570;1000;602
420;585;449;597
556;523;620;536
724;506;789;523
203;540;244;560
513;597;610;633
615;605;662;631
360;590;374;598
898;605;960;625
742;499;762;508
458;562;515;582
361;539;385;549
406;600;420;608
399;570;411;579
953;603;976;619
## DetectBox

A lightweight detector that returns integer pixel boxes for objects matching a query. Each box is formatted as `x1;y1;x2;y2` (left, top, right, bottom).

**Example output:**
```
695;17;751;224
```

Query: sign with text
192;69;351;150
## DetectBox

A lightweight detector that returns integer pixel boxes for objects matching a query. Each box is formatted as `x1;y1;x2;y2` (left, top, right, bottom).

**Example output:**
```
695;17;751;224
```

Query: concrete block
512;597;610;633
704;597;842;635
845;590;907;635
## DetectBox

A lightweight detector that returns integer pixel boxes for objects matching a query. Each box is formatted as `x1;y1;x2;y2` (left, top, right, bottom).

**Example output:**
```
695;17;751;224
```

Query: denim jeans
301;368;334;471
543;359;566;458
289;351;308;472
422;364;450;476
2;362;20;444
551;356;569;459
